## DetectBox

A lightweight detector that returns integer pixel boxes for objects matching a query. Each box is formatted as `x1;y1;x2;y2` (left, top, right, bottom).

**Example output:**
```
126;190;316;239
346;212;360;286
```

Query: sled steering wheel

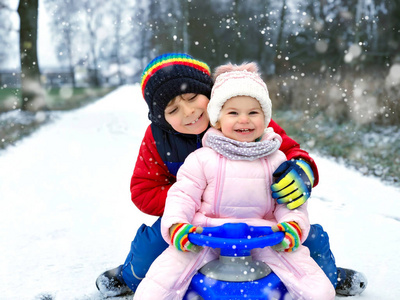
188;222;284;256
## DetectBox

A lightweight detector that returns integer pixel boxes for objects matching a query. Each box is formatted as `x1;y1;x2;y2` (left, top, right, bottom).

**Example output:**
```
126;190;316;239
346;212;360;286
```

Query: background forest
0;0;400;184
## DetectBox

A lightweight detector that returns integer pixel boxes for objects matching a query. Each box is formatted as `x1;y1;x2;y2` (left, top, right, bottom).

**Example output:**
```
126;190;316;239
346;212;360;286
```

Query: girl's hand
271;221;302;252
271;159;314;209
170;223;203;253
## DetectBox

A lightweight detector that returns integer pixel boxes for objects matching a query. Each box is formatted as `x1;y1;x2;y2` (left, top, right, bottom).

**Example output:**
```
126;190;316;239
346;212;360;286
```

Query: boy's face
216;96;265;142
164;93;210;135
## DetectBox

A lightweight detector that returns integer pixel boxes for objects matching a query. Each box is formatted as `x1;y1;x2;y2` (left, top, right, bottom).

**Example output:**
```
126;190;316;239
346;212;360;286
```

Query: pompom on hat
141;53;213;131
208;62;272;127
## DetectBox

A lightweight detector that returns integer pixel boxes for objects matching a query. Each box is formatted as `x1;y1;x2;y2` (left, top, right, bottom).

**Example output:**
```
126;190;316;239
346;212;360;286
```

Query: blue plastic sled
183;223;291;300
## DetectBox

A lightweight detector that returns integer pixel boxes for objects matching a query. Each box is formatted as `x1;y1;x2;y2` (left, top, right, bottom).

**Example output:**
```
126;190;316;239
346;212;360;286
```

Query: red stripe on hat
141;61;177;97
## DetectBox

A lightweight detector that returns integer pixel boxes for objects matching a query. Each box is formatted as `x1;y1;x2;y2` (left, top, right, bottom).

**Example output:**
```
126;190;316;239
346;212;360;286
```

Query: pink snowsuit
133;128;335;300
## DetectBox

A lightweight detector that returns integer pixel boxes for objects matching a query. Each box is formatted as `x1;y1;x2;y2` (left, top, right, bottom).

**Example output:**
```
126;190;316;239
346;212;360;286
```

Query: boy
133;61;336;299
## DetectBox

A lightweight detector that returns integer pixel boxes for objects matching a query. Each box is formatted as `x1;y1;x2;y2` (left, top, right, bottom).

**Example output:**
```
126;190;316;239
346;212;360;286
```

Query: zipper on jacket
214;155;226;217
261;159;273;216
173;247;211;291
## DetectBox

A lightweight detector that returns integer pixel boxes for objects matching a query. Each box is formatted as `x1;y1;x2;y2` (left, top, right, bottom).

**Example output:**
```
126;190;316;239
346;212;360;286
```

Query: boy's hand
271;221;302;252
170;223;203;253
271;159;314;209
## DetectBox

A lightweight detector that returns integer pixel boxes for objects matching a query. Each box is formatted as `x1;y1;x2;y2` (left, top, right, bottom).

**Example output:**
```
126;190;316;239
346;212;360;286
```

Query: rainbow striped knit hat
141;53;213;131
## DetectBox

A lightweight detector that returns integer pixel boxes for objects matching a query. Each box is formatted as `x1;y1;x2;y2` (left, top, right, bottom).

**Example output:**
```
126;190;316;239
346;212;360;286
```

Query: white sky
38;0;59;67
1;85;400;299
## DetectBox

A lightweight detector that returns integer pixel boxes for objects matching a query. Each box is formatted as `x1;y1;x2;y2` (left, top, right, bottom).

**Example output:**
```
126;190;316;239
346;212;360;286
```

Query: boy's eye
180;93;197;101
167;107;178;114
187;94;198;101
228;111;238;115
249;111;259;115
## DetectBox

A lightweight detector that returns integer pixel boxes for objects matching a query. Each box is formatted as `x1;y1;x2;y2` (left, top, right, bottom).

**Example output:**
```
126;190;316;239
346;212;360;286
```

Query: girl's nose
238;114;249;123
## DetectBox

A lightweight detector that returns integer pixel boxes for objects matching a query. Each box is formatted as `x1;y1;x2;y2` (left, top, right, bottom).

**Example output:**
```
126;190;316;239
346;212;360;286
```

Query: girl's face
164;93;210;135
216;96;265;142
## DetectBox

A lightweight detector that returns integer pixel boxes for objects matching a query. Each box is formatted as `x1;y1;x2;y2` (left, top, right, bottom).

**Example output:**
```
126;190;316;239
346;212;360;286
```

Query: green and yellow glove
170;223;203;253
272;221;302;252
271;159;315;209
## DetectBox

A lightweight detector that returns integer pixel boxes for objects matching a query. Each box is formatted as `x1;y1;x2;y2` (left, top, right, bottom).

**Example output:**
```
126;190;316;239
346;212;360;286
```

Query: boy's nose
183;104;194;117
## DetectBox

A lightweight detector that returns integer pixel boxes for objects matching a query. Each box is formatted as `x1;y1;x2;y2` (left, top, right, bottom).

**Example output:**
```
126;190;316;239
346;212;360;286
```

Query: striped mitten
271;159;315;209
170;223;202;253
272;221;302;252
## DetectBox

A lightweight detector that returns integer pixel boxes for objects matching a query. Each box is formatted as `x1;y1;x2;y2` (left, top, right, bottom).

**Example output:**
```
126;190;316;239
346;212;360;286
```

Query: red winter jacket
130;119;319;216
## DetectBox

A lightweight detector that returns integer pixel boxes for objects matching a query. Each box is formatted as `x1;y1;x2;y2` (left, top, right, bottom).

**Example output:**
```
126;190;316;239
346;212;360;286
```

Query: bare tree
110;8;124;85
100;1;133;85
18;0;46;111
180;0;190;53
81;0;106;87
133;0;151;71
45;0;80;87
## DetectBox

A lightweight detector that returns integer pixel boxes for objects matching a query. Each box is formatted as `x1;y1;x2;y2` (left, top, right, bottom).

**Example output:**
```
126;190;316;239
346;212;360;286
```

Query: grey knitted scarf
206;134;280;161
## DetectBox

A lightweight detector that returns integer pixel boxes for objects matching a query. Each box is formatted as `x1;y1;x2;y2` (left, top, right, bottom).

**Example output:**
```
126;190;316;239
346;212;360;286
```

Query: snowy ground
0;85;399;299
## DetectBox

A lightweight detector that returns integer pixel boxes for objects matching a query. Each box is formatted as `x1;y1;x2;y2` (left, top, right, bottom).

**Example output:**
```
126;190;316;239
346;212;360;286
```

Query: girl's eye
249;111;259;115
228;111;238;115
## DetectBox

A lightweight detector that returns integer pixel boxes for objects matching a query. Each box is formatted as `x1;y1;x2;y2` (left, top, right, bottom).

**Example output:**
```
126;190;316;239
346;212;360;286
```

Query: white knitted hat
208;70;272;126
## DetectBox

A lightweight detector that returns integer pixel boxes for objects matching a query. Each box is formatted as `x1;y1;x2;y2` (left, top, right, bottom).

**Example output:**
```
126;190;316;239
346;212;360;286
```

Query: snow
0;85;399;299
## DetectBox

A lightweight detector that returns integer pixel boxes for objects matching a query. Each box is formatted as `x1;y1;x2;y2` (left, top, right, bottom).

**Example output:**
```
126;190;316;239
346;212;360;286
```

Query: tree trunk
18;0;46;111
87;18;100;87
114;10;124;85
65;28;76;88
274;0;287;74
182;0;190;54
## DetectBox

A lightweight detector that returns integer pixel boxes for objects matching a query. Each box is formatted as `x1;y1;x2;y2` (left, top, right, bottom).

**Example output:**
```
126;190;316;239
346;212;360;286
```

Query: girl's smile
216;96;265;142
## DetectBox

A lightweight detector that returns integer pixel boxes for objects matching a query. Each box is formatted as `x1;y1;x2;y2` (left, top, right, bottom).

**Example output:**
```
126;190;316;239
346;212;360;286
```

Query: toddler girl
133;62;335;300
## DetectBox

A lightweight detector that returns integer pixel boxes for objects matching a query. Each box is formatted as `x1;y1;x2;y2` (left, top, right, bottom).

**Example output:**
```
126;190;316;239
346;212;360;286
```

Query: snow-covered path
0;85;399;299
